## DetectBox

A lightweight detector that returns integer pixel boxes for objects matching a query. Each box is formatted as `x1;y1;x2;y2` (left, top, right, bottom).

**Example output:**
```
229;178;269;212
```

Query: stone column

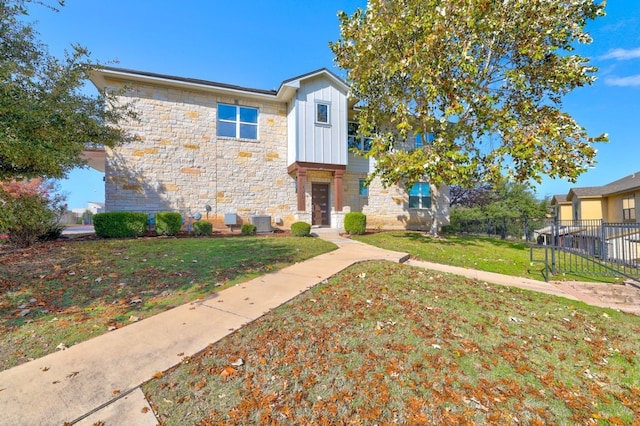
334;169;344;212
297;168;307;211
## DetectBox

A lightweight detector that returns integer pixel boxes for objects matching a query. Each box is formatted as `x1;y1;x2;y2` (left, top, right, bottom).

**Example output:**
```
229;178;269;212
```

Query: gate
531;219;640;282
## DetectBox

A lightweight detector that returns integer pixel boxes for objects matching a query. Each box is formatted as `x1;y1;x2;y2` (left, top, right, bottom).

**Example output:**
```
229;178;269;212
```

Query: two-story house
549;172;639;223
85;67;449;231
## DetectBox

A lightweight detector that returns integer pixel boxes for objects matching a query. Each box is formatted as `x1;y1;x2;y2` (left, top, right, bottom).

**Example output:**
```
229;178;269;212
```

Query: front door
311;183;330;226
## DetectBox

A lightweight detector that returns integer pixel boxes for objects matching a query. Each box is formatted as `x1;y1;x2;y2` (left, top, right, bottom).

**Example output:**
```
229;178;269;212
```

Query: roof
551;194;570;204
89;66;349;103
566;170;640;201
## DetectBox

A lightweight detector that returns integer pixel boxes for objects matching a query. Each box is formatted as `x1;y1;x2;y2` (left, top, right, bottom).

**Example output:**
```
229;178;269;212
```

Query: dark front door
312;183;330;226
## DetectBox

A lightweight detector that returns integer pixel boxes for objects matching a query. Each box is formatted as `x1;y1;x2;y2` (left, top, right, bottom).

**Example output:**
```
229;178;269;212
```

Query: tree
0;178;66;247
449;182;496;208
331;0;608;190
0;0;136;180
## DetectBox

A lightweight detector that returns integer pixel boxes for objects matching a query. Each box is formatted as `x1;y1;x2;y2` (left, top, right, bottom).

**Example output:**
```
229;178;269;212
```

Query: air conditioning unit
250;215;272;233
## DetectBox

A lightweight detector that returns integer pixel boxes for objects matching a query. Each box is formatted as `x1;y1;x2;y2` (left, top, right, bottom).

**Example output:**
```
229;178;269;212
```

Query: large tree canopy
331;0;608;189
0;0;135;180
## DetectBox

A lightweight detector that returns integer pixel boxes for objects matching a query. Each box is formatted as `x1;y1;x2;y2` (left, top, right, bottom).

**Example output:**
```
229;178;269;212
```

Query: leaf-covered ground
144;261;640;425
0;235;336;370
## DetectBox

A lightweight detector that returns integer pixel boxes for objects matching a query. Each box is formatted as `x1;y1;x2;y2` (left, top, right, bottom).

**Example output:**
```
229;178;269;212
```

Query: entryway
312;183;330;226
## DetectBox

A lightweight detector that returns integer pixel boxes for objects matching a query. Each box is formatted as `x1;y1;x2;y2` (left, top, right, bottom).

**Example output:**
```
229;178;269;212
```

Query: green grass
143;261;640;424
0;235;336;370
352;232;624;283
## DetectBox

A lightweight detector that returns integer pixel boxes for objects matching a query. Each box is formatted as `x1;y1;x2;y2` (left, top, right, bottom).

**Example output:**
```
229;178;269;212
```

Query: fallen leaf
220;366;237;377
153;371;164;379
141;407;150;414
41;367;49;372
113;389;121;395
67;371;79;379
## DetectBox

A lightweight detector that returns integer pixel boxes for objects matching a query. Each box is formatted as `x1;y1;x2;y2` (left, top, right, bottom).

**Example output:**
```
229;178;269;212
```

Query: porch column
297;168;307;211
334;170;344;212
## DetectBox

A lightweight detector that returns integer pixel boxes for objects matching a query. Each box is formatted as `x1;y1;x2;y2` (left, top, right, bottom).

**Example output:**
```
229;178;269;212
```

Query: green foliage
241;223;257;236
193;220;213;236
93;212;147;238
344;212;367;235
0;179;65;247
331;0;607;189
290;221;311;237
155;212;182;236
0;0;137;180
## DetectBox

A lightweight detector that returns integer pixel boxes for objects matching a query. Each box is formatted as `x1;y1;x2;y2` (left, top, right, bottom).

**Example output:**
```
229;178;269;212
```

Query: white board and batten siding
288;75;348;166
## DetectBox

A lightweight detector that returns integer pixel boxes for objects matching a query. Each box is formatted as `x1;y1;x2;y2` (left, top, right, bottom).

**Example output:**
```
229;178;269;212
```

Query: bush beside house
193;220;213;236
344;212;367;235
291;221;311;237
155;212;182;236
93;212;147;238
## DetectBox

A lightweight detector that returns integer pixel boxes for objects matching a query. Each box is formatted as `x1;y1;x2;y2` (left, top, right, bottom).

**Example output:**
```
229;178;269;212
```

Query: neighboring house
538;171;640;263
564;171;639;223
85;67;449;230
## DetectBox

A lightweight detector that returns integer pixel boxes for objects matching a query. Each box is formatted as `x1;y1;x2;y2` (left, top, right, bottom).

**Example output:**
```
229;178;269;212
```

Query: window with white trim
217;104;258;140
316;102;330;125
623;195;636;222
348;122;372;152
409;182;432;209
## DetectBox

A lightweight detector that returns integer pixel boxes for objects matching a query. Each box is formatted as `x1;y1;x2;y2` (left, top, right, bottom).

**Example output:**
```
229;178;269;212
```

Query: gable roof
567;171;640;201
89;66;348;103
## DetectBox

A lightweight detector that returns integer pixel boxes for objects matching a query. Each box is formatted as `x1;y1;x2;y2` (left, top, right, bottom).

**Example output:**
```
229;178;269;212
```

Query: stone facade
104;79;299;227
92;68;449;231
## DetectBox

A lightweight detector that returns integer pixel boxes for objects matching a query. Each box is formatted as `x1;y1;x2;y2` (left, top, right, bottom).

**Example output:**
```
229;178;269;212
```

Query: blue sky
26;0;640;209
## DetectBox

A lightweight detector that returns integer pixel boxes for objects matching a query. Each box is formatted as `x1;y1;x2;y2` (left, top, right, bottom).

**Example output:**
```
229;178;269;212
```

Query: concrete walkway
0;229;637;425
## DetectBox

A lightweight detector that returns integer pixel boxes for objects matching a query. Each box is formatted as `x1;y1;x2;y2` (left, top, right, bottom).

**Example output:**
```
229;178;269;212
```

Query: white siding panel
287;99;297;166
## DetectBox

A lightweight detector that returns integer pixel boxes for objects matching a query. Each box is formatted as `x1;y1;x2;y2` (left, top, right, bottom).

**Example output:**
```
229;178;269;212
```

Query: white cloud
600;47;640;60
604;74;640;87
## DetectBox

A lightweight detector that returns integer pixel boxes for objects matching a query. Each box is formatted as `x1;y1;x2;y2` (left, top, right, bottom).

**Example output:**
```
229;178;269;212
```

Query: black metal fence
449;216;548;242
531;219;640;281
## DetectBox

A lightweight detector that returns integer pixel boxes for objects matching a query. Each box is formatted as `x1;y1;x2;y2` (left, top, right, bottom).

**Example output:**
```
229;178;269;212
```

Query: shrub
93;212;147;238
344;212;367;235
0;179;66;247
290;221;311;237
155;212;183;236
241;223;257;236
193;220;213;236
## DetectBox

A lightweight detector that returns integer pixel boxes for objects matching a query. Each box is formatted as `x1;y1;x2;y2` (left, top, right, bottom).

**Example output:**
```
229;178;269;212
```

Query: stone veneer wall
104;79;298;227
342;172;450;231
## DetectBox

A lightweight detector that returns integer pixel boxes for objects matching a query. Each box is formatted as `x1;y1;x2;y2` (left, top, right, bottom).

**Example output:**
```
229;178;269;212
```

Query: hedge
155;212;183;236
290;221;311;237
344;212;367;235
241;223;257;235
193;220;213;236
93;212;147;238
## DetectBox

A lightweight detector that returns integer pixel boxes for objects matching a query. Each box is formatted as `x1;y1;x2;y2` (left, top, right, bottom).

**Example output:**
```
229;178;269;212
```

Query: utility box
224;213;237;226
250;215;272;233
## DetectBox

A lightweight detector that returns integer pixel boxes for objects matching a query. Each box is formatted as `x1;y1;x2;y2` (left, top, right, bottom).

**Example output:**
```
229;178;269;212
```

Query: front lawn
0;235;336;370
353;232;623;283
144;261;640;424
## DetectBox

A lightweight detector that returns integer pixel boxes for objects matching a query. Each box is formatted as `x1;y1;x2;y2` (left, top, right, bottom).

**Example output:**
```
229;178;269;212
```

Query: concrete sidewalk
0;230;637;425
0;230;408;426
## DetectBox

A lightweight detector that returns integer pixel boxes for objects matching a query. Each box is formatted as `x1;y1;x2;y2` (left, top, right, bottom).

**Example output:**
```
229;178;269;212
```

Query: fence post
551;214;557;275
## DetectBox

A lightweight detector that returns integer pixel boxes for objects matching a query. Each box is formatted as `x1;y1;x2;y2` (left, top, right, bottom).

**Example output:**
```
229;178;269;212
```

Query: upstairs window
316;102;330;125
217;104;258;140
415;132;435;148
409;182;432;209
623;195;636;222
348;122;372;152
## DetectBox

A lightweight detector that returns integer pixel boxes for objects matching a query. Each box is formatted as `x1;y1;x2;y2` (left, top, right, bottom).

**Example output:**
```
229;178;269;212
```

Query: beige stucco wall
606;191;639;223
579;198;605;220
558;204;572;221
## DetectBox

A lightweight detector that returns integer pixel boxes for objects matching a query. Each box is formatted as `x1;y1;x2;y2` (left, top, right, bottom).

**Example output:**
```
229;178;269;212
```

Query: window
623;195;636;221
359;179;369;196
316;102;330;124
217;104;258;140
348;122;372;152
415;132;435;149
409;183;432;209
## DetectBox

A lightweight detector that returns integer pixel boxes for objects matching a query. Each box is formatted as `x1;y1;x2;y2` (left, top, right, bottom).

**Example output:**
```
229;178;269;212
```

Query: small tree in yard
331;0;607;191
0;179;66;247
